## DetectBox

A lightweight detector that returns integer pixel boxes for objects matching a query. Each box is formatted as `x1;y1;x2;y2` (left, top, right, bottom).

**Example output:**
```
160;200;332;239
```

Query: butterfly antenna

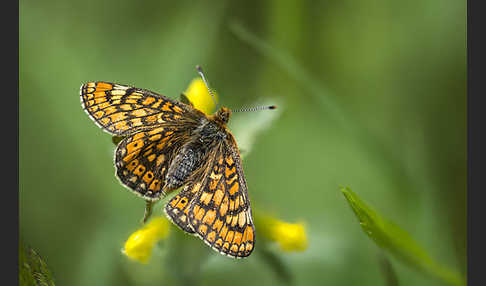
196;65;217;106
232;105;277;112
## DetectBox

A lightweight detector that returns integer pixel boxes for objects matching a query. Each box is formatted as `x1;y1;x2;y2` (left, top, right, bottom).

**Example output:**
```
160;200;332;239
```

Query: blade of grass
341;186;465;286
19;242;56;286
229;21;415;195
229;21;345;124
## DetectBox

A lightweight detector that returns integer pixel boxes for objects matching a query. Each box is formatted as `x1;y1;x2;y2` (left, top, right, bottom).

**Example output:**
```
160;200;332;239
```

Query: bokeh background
19;0;466;285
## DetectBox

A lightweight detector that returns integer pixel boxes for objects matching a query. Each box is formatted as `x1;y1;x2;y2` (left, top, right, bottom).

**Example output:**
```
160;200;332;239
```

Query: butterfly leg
142;200;154;224
112;135;125;146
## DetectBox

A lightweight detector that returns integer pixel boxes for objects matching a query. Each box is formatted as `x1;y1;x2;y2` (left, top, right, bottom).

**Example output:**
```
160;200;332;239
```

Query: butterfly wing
164;183;201;234
114;124;195;201
80;81;195;135
165;135;255;258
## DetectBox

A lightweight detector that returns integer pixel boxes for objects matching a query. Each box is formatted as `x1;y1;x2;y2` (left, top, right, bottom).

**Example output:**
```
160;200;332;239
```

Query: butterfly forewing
80;81;192;135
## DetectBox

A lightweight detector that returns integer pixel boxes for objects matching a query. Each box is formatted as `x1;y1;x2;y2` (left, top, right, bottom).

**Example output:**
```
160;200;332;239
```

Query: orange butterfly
79;67;275;258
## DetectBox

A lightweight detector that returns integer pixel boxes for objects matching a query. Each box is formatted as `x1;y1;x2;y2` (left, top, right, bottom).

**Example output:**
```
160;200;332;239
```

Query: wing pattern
165;139;255;258
115;125;193;200
80;81;191;135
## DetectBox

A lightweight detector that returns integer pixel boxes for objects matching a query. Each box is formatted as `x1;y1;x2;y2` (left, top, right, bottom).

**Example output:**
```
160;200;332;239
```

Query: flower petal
122;217;170;263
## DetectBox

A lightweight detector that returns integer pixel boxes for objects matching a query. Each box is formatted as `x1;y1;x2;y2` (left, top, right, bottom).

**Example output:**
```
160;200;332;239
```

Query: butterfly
79;69;273;258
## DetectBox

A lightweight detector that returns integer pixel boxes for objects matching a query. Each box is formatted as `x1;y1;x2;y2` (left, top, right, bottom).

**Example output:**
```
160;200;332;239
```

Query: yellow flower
259;215;308;252
122;217;170;263
184;78;218;115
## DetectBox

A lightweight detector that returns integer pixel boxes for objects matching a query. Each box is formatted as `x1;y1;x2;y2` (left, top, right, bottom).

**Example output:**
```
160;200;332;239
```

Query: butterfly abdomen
164;144;205;191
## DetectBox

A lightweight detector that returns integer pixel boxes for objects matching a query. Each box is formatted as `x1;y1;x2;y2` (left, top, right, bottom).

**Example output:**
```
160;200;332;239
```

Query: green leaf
340;187;465;286
19;242;56;286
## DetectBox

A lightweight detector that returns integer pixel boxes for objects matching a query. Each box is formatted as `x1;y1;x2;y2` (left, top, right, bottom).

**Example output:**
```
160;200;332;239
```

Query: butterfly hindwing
114;125;193;201
164;183;202;234
80;81;191;136
184;139;255;258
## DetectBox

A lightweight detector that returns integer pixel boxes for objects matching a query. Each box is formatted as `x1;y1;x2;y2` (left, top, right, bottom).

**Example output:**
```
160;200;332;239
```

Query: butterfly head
211;106;232;126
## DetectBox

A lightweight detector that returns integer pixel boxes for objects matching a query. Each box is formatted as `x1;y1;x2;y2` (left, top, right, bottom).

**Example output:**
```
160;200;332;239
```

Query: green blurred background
19;0;466;285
